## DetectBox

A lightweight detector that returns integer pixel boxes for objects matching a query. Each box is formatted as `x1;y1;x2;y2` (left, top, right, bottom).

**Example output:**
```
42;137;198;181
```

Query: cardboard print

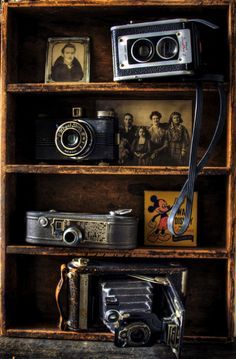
144;191;197;247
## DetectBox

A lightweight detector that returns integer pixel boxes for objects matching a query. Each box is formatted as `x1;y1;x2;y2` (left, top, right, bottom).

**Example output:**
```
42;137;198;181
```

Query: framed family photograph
96;99;193;166
45;37;90;83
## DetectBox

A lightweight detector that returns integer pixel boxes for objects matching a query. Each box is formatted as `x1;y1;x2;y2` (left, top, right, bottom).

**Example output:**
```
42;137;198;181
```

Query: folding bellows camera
56;258;187;359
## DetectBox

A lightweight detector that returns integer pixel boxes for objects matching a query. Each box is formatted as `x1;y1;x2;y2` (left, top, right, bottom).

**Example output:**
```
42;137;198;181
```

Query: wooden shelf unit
1;0;235;345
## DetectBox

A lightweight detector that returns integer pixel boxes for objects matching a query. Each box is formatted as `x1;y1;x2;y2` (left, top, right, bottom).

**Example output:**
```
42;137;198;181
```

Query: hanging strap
167;79;226;236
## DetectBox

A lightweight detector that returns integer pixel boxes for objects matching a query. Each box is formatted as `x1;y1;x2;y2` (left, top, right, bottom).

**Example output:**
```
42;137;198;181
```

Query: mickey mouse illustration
147;195;172;242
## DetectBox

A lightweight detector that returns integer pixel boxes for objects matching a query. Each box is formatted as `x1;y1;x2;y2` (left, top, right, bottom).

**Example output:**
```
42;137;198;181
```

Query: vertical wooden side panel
0;3;8;336
230;0;236;339
226;0;236;340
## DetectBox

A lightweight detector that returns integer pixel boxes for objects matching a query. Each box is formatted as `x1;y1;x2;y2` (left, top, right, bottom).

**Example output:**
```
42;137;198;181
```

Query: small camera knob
38;216;49;227
63;227;83;246
97;110;114;118
72;107;83;118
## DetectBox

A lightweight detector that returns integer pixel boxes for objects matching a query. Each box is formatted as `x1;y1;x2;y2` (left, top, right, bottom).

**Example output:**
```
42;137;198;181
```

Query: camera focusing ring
156;36;179;60
131;38;155;63
55;120;95;159
120;322;151;346
63;227;83;246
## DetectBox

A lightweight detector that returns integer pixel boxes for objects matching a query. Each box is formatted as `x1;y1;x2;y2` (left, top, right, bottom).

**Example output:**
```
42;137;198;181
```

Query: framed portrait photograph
96;99;193;166
45;37;90;83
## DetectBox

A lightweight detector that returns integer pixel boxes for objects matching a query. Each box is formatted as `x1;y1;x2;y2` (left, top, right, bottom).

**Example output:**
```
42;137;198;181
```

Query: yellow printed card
144;191;197;247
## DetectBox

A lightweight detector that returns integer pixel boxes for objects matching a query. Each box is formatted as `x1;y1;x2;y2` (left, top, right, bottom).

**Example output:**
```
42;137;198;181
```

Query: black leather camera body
111;18;218;81
56;258;187;359
35;108;119;162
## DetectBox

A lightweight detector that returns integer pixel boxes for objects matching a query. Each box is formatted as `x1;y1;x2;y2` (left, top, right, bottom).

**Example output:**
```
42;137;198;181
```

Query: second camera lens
156;36;178;60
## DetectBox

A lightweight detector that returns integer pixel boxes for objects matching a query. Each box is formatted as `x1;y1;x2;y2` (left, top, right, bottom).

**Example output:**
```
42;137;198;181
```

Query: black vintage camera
35;107;119;162
26;209;138;249
111;18;218;80
56;258;187;358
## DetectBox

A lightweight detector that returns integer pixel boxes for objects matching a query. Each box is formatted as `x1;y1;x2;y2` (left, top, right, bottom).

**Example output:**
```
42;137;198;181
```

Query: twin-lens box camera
26;209;138;249
35;107;119;162
111;18;218;80
56;258;187;359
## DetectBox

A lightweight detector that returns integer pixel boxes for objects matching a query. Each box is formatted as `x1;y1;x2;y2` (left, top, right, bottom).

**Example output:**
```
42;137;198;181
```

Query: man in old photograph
51;43;84;82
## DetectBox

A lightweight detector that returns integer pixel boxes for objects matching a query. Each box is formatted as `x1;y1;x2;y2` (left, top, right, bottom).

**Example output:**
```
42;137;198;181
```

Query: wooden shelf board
6;327;229;342
7;82;227;94
7;0;231;8
6;245;229;259
4;165;230;176
6;328;113;341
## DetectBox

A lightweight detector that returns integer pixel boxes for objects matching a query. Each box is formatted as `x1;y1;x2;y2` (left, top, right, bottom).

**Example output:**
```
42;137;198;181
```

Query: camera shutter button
38;216;49;227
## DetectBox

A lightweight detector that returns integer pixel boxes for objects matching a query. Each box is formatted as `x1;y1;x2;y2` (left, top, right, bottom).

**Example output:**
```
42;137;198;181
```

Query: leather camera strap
167;77;226;236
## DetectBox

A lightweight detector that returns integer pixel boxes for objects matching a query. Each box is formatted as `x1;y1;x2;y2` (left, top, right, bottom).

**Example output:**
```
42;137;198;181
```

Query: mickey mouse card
144;191;197;247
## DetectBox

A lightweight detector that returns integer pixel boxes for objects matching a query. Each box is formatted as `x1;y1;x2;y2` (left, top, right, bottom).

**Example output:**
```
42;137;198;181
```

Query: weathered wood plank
6;245;229;259
4;165;231;176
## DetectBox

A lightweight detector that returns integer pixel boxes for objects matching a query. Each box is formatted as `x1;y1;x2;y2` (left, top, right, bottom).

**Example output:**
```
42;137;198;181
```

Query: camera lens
130;328;146;343
156;36;178;60
62;129;80;148
126;322;151;346
131;38;154;63
55;120;95;159
63;227;83;246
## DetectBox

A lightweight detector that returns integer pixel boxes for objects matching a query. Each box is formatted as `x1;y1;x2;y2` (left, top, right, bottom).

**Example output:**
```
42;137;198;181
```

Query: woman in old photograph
167;112;190;165
51;43;84;82
148;111;168;165
131;126;151;166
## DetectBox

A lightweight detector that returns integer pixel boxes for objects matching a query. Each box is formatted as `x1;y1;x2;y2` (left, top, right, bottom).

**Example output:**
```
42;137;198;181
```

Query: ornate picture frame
45;37;90;83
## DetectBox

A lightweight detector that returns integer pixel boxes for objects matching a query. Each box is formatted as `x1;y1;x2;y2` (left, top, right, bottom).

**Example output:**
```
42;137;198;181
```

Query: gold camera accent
50;218;108;244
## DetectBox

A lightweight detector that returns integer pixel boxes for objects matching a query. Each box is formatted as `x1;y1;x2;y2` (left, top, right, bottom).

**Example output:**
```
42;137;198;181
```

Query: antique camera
35;107;119;162
111;18;218;80
26;209;138;249
56;258;187;358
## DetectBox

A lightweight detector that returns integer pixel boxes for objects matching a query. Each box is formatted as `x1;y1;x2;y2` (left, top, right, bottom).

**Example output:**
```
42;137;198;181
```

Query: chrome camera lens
62;129;80;149
156;36;179;60
63;227;82;245
131;38;154;63
122;322;151;346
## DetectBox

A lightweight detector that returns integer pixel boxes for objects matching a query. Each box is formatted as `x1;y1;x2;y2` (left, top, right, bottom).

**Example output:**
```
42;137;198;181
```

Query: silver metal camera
111;18;218;80
26;209;138;249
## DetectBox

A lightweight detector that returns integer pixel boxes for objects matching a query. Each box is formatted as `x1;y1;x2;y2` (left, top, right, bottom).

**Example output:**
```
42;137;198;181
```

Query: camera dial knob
63;227;83;246
38;216;49;227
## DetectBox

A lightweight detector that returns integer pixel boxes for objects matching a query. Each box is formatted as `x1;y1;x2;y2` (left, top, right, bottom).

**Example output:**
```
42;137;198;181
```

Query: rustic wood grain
4;165;231;176
6;245;229;259
0;2;8;337
6;1;234;8
7;83;228;93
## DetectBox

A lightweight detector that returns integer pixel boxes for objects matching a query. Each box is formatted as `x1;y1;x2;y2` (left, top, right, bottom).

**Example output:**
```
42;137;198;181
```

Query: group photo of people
97;99;192;166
